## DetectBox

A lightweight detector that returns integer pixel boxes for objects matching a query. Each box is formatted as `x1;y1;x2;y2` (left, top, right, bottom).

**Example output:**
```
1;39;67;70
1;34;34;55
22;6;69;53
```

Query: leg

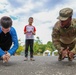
29;39;34;58
29;39;35;61
25;40;29;58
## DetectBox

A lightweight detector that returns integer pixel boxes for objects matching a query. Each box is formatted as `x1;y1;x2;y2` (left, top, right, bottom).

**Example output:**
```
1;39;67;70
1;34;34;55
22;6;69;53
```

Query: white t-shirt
24;25;36;39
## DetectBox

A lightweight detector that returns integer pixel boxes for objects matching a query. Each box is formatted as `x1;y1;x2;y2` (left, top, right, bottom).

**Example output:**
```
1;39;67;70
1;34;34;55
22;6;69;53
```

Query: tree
35;36;42;44
41;41;56;55
34;36;43;54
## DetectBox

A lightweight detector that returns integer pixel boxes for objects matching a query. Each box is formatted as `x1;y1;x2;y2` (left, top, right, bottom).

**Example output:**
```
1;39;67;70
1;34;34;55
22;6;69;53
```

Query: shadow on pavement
0;61;17;66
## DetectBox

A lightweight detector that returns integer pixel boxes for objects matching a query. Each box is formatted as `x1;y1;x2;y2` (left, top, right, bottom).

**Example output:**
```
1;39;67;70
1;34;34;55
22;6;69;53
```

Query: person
24;17;36;61
52;8;76;61
0;16;18;63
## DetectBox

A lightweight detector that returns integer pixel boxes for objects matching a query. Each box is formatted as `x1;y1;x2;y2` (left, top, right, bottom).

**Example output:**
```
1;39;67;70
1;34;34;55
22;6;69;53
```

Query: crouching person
52;8;76;61
0;16;18;63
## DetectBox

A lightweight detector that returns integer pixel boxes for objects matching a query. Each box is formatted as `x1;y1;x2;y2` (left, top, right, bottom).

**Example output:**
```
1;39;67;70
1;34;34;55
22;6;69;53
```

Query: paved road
0;56;76;75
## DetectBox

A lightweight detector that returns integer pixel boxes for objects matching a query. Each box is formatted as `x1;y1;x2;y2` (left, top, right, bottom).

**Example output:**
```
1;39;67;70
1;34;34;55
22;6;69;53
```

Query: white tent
43;50;51;56
52;50;58;56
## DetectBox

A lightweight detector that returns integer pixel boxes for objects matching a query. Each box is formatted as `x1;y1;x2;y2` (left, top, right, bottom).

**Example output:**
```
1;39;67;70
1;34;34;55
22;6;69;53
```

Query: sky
0;0;76;44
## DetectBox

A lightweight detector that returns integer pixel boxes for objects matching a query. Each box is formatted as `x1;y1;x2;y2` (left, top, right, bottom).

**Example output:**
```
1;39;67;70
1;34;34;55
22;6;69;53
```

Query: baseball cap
57;8;73;21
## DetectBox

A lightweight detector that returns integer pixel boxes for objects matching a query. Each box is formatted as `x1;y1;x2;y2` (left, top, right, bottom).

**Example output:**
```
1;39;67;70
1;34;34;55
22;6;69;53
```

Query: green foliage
16;37;56;55
34;37;55;55
47;41;56;51
54;52;58;56
16;45;24;55
16;39;24;55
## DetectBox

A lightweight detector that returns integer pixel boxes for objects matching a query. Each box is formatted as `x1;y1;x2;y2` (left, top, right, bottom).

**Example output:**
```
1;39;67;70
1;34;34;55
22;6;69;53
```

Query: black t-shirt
0;31;12;51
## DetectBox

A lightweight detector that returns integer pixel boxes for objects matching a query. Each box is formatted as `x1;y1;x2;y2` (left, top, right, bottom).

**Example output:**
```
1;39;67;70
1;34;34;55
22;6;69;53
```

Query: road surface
0;56;76;75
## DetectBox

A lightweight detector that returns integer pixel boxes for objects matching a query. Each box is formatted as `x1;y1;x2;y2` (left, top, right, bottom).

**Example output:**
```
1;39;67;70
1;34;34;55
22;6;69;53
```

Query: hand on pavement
68;52;74;61
61;47;69;59
2;52;10;63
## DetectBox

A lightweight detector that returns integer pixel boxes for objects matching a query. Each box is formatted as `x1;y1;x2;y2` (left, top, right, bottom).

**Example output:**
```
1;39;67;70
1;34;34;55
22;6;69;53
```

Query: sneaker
30;58;35;61
24;57;28;61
